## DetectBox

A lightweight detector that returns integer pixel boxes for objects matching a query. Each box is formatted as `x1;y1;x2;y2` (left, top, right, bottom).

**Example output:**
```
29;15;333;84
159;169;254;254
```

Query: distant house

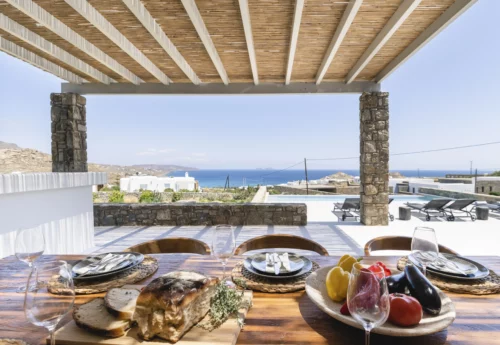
120;172;197;192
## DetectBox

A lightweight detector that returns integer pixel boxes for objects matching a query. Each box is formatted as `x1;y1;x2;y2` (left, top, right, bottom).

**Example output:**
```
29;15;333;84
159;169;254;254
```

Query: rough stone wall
94;203;307;226
273;185;335;195
359;92;389;226
51;93;88;172
419;187;500;202
475;180;500;195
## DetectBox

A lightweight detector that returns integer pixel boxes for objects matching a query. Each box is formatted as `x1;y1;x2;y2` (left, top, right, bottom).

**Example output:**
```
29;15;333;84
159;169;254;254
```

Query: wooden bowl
305;266;456;337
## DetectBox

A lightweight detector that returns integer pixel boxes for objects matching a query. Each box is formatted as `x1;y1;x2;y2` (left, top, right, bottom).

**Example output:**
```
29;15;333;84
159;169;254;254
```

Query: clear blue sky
0;1;498;171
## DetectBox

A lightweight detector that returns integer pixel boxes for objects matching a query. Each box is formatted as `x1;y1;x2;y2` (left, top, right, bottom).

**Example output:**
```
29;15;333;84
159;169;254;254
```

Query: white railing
0;172;107;258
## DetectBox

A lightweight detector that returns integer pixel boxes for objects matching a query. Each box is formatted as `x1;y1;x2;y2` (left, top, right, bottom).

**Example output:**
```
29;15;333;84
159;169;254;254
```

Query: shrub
490;171;500;177
139;190;162;203
179;189;192;193
268;188;281;195
164;188;174;192
172;192;181;202
92;192;98;201
490;192;500;196
109;191;125;203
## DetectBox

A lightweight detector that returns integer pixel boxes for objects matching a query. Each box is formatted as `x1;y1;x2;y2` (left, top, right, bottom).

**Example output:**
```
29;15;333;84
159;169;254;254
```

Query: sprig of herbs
197;281;250;332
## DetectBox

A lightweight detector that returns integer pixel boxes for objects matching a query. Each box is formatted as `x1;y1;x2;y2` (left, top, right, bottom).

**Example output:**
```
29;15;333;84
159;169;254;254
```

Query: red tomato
388;293;422;327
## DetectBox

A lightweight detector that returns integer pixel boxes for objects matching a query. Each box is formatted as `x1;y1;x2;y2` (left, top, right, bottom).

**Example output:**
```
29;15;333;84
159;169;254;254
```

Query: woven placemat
397;256;500;295
49;255;158;295
231;260;319;293
0;339;30;345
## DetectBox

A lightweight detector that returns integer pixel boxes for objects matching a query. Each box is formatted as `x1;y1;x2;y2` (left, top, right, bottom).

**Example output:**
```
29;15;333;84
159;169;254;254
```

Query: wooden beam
375;0;478;83
61;81;381;95
64;0;170;85
345;0;421;84
285;0;305;85
0;37;84;84
238;0;259;85
0;14;112;84
5;0;141;85
122;0;200;85
316;0;362;85
180;0;229;85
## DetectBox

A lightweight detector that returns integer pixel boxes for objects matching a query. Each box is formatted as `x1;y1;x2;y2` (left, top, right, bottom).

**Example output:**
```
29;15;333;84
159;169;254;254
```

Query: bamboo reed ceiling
0;0;471;86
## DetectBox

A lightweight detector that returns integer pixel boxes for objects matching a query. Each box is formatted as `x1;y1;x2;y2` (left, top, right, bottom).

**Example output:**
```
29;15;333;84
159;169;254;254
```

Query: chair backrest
364;236;458;256
343;198;360;210
388;198;394;204
234;234;329;256
423;198;453;210
125;237;211;255
446;199;476;210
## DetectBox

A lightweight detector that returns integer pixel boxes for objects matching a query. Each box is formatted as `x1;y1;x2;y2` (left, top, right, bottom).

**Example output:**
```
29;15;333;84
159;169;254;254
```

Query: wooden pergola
0;0;476;224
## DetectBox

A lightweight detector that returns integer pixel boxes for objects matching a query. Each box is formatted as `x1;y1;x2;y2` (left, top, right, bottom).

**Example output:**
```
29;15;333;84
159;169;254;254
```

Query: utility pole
470;161;473;176
304;158;309;195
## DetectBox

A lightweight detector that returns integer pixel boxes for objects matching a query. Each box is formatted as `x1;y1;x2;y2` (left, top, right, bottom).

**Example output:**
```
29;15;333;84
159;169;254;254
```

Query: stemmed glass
411;227;439;277
347;265;390;345
15;227;45;292
24;260;75;345
211;225;235;281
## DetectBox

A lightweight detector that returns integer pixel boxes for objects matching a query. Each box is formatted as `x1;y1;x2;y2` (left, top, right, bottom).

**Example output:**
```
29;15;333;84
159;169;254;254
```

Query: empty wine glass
15;227;45;292
211;225;235;281
411;227;439;277
24;260;75;345
347;265;390;345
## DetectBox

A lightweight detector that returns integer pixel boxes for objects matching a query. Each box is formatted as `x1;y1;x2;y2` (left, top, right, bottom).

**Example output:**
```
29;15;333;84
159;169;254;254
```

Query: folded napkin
265;253;274;274
280;253;291;272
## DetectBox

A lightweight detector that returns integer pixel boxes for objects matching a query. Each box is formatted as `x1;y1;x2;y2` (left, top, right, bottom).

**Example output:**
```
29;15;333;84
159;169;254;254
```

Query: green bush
100;185;120;192
164;188;174;192
109;191;125;203
139;190;162;203
490;192;500;196
179;189;192;193
490;171;500;177
172;192;181;202
92;192;98;201
268;188;281;195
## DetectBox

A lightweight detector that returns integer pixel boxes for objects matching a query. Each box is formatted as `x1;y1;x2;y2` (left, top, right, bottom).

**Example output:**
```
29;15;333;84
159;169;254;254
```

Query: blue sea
169;169;493;188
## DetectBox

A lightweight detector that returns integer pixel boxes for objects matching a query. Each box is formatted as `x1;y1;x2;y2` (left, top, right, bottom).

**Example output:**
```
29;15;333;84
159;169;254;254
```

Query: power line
308;141;500;161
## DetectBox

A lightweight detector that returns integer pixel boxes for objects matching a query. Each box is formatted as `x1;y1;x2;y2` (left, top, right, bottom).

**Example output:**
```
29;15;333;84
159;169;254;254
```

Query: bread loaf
134;271;219;343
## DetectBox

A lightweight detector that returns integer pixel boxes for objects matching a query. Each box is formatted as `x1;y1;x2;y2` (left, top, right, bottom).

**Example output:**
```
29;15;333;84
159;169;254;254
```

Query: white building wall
389;178;474;194
120;174;196;192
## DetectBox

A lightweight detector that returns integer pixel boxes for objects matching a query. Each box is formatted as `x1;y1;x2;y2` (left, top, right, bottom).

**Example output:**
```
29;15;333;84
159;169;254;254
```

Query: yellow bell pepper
325;266;350;302
337;254;358;273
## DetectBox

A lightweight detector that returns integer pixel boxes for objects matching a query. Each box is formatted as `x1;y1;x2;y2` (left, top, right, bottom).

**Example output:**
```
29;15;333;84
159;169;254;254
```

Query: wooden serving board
52;287;253;345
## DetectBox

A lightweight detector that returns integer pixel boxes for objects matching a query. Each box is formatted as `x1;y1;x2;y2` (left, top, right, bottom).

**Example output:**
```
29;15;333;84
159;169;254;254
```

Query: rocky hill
0;142;196;185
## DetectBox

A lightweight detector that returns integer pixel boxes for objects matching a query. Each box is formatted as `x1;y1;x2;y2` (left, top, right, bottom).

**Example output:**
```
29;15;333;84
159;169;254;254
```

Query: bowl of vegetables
305;256;456;337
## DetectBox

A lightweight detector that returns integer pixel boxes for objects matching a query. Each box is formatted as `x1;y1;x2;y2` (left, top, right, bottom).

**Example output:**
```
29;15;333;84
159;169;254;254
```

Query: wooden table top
1;254;499;345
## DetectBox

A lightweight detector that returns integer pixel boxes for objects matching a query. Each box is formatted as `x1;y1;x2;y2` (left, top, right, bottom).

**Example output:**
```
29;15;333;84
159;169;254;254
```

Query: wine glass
15;227;46;292
347;265;390;345
411;227;439;276
211;225;235;281
24;260;75;345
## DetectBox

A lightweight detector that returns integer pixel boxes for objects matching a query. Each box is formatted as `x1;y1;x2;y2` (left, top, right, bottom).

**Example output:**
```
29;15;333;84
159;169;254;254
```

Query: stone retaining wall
419;188;500;202
273;185;334;195
94;203;307;226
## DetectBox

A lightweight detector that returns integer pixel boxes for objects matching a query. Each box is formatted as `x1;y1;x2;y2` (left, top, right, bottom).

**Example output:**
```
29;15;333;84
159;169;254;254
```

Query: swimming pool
266;194;436;203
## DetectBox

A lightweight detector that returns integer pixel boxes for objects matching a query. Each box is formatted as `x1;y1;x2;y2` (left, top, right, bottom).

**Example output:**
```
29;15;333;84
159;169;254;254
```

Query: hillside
0;142;196;184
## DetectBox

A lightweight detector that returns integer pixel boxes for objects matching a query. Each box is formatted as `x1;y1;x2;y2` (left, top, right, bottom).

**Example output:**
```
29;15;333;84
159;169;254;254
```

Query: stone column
51;93;88;172
359;92;389;226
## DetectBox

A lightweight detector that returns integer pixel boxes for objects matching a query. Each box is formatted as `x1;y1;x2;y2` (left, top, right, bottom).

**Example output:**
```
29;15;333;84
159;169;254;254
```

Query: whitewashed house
120;172;197;192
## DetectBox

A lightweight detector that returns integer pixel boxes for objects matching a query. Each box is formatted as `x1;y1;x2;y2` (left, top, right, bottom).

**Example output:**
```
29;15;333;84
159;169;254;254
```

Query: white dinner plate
305;266;456;337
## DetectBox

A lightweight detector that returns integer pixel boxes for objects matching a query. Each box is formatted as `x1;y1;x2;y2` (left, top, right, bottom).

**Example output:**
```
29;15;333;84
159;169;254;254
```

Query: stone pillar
51;93;88;172
359;92;389;226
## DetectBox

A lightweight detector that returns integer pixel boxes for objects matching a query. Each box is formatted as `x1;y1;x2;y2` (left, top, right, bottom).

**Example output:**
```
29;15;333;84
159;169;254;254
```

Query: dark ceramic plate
250;252;304;275
409;253;489;280
72;252;144;281
243;254;312;280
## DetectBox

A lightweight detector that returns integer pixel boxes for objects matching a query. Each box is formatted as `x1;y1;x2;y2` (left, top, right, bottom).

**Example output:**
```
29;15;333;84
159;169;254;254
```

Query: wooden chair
125;237;211;255
364;236;458;256
234;234;329;256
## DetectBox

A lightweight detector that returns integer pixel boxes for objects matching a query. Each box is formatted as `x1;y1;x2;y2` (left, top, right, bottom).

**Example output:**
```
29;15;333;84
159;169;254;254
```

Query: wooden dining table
0;254;499;345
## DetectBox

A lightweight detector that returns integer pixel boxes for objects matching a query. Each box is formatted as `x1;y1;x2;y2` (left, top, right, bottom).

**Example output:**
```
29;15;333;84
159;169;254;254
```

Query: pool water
266;194;436;203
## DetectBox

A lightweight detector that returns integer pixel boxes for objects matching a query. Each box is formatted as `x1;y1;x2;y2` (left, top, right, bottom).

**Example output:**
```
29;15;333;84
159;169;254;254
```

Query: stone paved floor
91;200;500;256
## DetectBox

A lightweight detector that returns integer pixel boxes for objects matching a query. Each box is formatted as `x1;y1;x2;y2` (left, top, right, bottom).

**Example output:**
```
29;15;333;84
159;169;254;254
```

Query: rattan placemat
397;256;500;295
231;260;319;293
0;339;30;345
49;255;158;295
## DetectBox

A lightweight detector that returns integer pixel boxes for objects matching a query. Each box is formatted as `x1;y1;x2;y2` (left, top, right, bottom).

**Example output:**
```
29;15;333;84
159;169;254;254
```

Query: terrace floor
91;200;500;256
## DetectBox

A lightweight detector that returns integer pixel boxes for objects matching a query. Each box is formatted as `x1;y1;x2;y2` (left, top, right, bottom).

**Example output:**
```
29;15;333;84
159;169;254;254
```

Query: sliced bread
104;288;140;320
73;298;131;338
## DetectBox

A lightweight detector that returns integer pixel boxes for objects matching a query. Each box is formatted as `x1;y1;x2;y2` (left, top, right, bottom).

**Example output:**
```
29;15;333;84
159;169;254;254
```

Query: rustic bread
73;298;131;338
104;288;140;320
134;271;219;343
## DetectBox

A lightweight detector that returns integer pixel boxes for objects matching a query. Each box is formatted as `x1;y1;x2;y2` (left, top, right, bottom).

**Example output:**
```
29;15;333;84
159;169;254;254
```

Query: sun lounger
405;198;453;221
443;199;477;221
333;198;360;221
474;201;500;213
